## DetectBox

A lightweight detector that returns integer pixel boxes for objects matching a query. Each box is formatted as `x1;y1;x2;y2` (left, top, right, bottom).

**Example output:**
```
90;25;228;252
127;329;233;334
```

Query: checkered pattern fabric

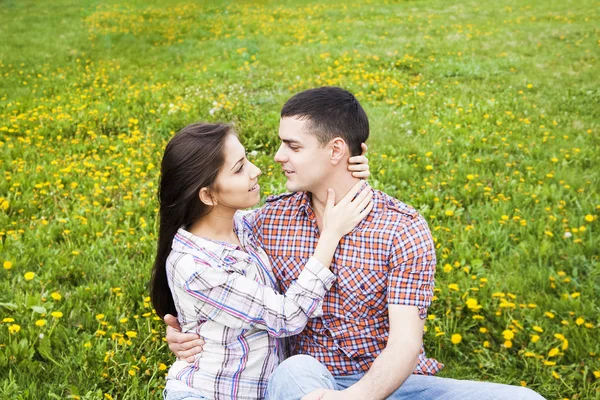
165;211;335;399
253;188;443;376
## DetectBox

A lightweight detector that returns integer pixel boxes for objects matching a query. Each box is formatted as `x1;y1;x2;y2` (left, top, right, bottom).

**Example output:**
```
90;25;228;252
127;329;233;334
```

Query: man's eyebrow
231;156;245;171
280;138;302;146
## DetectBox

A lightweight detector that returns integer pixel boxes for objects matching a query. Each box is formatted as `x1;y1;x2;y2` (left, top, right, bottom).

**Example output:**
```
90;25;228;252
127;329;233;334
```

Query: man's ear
199;187;217;206
329;137;347;165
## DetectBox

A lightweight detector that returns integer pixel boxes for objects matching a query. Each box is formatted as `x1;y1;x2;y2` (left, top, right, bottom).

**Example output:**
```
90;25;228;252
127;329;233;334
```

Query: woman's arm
173;181;373;337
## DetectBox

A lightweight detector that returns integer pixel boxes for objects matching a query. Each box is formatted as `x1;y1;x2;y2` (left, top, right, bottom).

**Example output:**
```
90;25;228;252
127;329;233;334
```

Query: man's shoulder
263;192;304;209
372;189;421;220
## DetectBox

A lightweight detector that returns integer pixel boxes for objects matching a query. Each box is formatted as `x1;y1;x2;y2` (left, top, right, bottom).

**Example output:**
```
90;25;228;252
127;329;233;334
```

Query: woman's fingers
348;155;368;166
361;142;368;155
359;200;374;219
347;163;368;171
354;190;373;212
340;180;367;205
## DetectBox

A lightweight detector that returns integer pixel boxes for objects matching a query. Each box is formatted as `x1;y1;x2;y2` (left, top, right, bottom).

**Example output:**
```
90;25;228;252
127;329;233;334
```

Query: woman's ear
329;137;347;165
199;187;216;206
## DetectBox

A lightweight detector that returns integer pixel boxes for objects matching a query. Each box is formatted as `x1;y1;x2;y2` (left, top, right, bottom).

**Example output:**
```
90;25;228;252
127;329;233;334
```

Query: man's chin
285;180;301;193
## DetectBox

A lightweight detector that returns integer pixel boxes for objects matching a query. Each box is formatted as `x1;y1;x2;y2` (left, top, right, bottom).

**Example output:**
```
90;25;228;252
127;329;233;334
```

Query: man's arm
304;212;435;400
343;304;423;398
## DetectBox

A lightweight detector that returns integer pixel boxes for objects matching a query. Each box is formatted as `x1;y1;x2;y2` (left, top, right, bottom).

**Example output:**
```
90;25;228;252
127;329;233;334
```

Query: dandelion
8;324;21;333
504;340;513;348
548;347;560;357
479;327;488;333
445;210;454;216
425;165;433;171
575;317;584;326
51;311;63;318
544;311;555;319
159;363;167;371
533;326;543;333
126;331;137;338
24;272;35;280
502;330;514;340
531;335;540;343
447;283;459;291
35;319;47;327
119;317;128;323
451;333;462;344
51;292;62;301
584;214;595;222
96;314;105;320
3;261;12;270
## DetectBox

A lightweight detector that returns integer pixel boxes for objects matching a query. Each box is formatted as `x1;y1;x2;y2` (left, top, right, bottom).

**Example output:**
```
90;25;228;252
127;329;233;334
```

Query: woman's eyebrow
231;156;245;171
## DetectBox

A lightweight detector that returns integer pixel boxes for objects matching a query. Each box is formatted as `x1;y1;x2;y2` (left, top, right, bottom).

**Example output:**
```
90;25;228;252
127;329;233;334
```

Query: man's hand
302;389;351;400
164;314;205;363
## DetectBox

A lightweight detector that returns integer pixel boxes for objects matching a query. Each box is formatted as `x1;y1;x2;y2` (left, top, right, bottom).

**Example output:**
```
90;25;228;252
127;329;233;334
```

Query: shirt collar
295;191;315;218
172;227;241;258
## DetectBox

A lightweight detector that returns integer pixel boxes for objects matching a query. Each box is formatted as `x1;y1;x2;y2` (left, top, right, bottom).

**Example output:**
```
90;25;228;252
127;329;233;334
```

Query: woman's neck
188;206;240;245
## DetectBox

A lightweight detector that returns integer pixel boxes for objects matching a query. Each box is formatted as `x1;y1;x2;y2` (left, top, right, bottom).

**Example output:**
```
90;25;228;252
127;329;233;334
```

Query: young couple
151;87;545;400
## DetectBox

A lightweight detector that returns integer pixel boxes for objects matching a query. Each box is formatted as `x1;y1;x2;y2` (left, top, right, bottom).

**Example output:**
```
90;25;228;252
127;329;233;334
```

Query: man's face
274;117;330;193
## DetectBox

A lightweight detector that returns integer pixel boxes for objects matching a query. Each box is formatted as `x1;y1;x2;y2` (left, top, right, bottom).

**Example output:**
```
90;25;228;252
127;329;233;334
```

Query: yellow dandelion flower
126;331;137;338
533;326;543;333
119;317;128;323
479;327;488;333
552;371;560;379
502;330;514;340
584;214;595;222
8;324;21;333
544;360;556;366
548;347;560;357
447;283;459;291
35;319;47;327
544;312;555;319
483;341;490;348
451;333;462;344
2;317;15;323
24;272;35;281
575;317;584;326
3;261;12;270
445;210;454;217
159;363;167;371
531;335;540;343
128;369;136;376
51;311;63;318
51;292;62;301
504;340;513;348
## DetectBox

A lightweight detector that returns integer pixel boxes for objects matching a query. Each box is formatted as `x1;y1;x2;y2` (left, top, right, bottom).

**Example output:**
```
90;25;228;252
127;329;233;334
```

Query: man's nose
274;145;286;163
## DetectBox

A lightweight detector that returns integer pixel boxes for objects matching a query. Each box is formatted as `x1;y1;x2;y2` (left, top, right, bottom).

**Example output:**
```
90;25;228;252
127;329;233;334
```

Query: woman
150;122;372;400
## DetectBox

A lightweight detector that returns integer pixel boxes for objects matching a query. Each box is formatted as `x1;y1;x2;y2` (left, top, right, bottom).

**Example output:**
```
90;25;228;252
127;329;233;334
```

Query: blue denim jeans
163;389;206;400
265;355;546;400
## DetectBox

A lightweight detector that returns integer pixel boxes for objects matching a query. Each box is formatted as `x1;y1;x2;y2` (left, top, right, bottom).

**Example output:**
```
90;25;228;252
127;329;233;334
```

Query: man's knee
269;354;330;383
267;355;335;400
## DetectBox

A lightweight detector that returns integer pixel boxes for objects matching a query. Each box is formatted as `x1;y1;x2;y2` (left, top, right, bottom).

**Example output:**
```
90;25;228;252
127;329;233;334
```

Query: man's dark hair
281;86;369;156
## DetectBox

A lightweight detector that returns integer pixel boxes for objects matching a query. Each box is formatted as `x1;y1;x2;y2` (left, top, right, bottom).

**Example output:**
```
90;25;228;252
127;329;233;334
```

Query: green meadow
0;0;598;398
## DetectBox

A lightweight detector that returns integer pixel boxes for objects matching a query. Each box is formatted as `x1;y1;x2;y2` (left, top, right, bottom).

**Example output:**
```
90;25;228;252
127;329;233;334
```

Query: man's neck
310;172;362;223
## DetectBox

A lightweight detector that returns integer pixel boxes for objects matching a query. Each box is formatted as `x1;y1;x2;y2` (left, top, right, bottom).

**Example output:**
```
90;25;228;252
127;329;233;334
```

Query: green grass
0;0;598;398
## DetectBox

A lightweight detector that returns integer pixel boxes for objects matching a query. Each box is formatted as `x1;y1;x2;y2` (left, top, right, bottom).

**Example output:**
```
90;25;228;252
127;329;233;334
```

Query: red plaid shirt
252;187;443;376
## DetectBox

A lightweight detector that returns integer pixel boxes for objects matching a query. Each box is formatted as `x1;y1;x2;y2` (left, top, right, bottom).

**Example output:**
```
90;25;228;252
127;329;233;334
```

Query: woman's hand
322;181;373;240
348;143;370;179
164;314;205;363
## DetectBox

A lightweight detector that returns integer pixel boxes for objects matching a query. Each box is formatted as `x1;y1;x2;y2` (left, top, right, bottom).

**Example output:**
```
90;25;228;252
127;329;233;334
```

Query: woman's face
211;134;262;210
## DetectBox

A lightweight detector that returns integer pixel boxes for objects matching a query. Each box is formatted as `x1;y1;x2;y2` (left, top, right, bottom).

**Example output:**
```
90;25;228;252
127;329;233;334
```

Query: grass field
0;0;598;398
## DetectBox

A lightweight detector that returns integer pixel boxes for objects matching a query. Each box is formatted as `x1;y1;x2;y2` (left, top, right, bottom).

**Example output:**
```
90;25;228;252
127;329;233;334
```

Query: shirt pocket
337;268;387;319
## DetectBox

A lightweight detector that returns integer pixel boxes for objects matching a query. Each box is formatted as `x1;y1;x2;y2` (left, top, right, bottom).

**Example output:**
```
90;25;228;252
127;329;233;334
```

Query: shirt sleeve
170;253;335;338
387;213;436;319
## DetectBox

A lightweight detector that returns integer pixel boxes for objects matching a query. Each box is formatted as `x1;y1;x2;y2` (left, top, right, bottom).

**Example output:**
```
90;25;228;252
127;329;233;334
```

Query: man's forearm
343;340;420;399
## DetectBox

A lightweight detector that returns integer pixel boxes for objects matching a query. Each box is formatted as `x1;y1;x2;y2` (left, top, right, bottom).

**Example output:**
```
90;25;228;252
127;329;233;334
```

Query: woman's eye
236;164;244;173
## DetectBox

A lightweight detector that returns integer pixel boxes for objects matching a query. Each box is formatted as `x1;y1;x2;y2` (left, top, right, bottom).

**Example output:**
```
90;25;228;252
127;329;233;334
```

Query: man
165;87;544;400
